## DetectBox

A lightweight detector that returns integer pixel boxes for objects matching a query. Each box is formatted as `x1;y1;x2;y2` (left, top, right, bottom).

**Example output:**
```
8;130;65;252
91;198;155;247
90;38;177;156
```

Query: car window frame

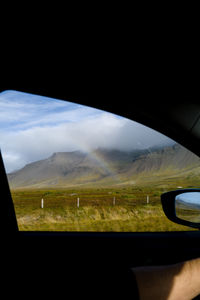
1;89;200;238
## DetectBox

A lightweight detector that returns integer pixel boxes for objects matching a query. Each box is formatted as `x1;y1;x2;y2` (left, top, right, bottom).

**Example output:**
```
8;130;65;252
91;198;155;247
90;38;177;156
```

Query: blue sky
0;90;174;173
0;90;103;131
176;192;200;206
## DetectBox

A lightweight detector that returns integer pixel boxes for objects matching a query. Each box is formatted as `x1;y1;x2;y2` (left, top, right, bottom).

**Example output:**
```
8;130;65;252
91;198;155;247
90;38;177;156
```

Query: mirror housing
161;189;200;229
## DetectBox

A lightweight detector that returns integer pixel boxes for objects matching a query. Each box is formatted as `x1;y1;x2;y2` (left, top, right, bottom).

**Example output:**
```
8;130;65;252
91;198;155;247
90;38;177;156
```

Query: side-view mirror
161;189;200;229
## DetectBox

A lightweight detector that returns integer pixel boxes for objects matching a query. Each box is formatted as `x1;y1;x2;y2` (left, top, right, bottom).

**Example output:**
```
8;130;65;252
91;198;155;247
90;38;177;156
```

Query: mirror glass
175;192;200;223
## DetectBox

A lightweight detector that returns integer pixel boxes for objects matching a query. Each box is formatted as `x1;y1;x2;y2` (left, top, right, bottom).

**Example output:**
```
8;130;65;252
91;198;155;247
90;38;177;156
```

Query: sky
176;192;200;206
0;90;174;173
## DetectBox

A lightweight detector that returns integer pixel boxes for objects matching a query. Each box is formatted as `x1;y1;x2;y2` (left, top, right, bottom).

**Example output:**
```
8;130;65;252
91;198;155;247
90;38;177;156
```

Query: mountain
7;144;200;188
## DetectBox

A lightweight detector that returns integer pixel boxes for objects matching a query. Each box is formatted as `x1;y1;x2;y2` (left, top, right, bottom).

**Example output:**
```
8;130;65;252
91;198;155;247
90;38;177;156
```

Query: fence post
41;198;44;208
146;195;149;204
113;197;116;206
77;197;80;208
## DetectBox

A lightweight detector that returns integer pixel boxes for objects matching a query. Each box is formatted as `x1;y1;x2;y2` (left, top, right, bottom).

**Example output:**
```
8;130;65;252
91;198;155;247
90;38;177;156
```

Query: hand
132;258;200;300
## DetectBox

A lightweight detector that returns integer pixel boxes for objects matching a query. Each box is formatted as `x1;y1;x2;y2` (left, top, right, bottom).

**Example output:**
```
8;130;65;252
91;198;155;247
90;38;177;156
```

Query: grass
11;185;197;232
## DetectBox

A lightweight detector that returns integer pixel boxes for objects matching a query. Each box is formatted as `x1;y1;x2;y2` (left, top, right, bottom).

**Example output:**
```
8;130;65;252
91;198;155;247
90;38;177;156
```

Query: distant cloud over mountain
0;90;174;173
7;145;200;189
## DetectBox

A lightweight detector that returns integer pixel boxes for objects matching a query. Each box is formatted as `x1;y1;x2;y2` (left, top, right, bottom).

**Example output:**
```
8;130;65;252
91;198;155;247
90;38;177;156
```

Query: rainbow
87;149;122;184
72;140;122;184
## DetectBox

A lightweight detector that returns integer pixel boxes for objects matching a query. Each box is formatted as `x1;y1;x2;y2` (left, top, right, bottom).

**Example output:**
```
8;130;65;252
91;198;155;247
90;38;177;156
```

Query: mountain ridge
7;144;200;188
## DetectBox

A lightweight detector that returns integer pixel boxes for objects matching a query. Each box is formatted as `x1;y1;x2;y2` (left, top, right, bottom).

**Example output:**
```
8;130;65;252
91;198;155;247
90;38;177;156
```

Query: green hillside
9;144;200;232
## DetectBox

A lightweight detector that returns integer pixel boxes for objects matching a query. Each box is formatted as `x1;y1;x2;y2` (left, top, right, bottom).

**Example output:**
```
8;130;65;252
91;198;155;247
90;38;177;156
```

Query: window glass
0;90;199;231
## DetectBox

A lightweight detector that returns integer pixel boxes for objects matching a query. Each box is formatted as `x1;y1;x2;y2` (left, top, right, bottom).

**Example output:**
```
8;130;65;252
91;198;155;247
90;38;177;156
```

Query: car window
0;90;199;232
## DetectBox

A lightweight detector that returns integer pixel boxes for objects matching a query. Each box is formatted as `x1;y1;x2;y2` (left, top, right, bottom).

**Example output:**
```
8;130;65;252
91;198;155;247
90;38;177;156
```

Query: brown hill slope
7;144;200;188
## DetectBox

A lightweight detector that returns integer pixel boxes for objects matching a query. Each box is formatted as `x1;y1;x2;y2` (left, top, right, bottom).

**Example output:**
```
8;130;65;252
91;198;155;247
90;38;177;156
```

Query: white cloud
0;90;174;173
1;152;26;173
0;113;125;171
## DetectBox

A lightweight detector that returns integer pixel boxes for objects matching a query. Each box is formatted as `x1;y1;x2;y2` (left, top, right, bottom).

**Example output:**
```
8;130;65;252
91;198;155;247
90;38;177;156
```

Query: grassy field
11;183;198;231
